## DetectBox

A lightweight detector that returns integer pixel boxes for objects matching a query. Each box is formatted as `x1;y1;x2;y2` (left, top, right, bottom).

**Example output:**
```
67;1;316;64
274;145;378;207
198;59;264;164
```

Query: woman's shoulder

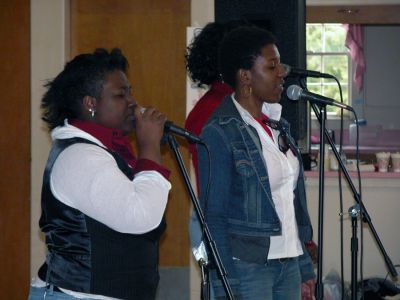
55;139;111;161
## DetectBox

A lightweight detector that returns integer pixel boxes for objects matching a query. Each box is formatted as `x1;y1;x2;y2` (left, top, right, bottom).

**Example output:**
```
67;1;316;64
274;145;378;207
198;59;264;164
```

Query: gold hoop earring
242;85;252;98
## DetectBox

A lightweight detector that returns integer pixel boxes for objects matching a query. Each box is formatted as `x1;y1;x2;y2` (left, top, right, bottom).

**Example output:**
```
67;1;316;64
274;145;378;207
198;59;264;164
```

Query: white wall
306;175;400;283
362;26;400;129
30;0;69;277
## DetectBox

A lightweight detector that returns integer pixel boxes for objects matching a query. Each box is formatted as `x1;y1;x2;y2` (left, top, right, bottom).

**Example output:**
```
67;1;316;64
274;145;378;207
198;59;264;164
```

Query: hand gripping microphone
286;85;353;110
140;107;203;143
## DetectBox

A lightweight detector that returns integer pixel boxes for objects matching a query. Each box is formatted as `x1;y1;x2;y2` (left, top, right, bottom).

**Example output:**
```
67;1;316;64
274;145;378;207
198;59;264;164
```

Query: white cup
391;152;400;172
376;152;391;172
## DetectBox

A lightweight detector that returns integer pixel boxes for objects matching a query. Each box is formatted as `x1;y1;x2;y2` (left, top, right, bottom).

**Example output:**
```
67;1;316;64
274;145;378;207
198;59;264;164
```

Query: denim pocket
229;233;270;264
233;149;254;178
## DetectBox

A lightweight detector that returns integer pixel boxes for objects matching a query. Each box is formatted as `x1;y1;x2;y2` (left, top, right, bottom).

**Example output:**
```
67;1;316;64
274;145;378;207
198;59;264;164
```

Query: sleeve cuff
299;246;316;283
135;158;171;180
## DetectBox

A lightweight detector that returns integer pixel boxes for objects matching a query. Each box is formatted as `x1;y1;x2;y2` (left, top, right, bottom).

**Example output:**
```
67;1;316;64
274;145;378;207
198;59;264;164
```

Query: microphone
164;121;203;143
286;66;334;79
139;107;203;143
286;85;353;110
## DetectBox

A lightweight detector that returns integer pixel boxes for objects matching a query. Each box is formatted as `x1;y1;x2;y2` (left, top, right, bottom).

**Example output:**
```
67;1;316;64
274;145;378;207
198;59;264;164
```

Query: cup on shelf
375;152;391;173
391;152;400;172
329;149;346;171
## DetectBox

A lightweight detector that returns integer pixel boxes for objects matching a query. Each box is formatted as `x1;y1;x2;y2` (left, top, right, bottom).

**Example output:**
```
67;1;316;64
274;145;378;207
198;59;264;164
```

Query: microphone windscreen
286;85;302;101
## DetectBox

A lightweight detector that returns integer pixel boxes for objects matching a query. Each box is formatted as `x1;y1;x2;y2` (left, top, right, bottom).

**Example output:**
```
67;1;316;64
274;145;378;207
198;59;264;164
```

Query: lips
275;83;284;94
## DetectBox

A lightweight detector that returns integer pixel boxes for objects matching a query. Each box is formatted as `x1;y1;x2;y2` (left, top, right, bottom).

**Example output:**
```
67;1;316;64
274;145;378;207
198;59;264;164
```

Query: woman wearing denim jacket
196;26;316;300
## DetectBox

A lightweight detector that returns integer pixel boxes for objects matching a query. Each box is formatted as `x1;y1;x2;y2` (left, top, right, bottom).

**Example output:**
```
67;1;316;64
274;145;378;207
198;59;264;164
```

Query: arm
299;242;316;283
51;143;171;234
299;244;316;300
197;124;241;298
293;150;316;299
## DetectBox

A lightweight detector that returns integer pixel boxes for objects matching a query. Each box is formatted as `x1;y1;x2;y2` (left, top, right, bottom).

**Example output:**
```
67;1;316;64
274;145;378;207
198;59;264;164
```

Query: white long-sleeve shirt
49;122;171;234
32;122;171;299
232;95;303;259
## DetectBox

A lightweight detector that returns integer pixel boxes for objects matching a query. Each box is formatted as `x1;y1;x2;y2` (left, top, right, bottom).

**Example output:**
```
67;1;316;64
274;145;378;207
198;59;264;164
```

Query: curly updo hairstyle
41;48;128;130
219;26;276;89
185;20;249;88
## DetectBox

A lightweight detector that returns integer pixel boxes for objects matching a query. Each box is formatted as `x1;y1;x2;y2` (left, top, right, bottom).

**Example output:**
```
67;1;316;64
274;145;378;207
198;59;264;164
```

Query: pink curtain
344;24;365;92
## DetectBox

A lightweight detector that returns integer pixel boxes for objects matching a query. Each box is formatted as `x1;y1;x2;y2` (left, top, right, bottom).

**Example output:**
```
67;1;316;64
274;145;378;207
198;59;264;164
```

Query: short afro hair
41;48;128;130
219;26;276;88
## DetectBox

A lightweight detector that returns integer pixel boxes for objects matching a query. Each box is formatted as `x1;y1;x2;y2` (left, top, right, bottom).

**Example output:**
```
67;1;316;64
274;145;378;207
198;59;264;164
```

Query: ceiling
307;0;400;5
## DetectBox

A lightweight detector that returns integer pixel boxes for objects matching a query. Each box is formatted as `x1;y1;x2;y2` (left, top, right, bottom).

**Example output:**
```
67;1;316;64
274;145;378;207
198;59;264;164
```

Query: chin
264;97;281;104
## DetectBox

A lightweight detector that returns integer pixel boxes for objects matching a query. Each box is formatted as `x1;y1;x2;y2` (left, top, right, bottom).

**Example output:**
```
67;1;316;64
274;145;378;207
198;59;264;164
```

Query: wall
306;174;400;283
362;26;400;129
30;0;70;277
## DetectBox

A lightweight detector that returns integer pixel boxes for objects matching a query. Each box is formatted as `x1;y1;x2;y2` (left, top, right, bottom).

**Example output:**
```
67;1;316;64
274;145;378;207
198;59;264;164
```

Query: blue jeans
27;286;101;300
231;257;301;300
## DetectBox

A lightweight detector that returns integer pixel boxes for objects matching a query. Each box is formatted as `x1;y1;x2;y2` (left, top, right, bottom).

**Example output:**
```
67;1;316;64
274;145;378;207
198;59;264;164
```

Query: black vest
38;138;166;300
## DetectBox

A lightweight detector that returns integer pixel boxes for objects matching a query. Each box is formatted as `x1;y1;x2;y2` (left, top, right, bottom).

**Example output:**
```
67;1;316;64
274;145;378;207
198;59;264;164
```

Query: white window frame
306;23;352;118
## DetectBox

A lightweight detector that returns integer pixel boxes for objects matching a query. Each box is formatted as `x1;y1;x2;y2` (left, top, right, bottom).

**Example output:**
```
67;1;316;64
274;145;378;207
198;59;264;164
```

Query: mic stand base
349;204;360;300
199;259;211;300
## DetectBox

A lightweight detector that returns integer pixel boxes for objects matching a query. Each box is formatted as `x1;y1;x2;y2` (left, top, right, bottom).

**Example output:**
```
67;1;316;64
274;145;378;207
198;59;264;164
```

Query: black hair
219;26;276;88
185;20;249;88
41;48;128;130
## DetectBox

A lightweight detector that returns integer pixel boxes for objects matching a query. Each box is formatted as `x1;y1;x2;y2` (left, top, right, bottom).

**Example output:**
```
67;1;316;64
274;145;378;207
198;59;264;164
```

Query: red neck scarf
69;119;137;167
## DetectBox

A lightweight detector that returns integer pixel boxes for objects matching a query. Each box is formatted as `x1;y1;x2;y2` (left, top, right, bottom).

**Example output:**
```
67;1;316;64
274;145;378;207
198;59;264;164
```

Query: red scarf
69;119;137;167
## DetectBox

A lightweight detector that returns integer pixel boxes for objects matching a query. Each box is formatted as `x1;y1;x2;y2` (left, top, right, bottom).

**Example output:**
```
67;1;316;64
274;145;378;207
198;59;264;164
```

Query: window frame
306;23;352;118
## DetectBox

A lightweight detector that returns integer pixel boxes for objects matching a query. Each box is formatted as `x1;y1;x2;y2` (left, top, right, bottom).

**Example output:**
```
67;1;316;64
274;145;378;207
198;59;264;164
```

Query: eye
268;62;277;70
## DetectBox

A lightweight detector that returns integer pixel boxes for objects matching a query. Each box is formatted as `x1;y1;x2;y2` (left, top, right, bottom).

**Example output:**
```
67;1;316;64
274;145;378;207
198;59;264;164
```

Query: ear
82;95;97;112
238;69;251;85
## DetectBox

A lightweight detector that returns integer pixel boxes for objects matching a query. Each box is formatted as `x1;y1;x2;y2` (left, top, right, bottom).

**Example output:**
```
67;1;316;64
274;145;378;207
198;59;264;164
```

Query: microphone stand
313;103;328;300
310;103;398;300
166;134;235;300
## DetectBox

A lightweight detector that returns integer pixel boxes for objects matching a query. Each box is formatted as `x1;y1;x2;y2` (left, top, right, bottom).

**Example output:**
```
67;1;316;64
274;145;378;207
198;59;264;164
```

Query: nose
279;63;290;78
127;94;136;107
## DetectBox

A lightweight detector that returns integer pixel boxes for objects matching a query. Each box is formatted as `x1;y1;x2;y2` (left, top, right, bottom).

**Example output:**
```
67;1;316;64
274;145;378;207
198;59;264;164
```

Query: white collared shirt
49;121;171;235
232;95;303;259
31;121;172;300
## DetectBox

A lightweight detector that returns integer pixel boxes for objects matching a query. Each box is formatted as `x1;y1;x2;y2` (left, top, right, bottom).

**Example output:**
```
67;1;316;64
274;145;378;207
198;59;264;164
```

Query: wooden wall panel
70;0;191;266
0;0;30;298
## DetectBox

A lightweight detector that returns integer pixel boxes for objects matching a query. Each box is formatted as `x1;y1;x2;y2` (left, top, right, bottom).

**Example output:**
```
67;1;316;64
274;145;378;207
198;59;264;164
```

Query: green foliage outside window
306;23;350;115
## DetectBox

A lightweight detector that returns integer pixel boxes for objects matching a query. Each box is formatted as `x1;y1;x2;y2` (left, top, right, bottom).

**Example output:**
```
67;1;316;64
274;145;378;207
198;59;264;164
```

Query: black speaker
215;0;309;152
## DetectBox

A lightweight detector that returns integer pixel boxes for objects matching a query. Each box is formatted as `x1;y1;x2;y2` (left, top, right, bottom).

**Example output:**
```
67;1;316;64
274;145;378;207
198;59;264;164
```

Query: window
306;23;350;116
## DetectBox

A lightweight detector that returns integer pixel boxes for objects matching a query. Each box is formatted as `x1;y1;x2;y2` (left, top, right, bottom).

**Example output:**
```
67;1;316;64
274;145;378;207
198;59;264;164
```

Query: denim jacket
195;96;315;298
